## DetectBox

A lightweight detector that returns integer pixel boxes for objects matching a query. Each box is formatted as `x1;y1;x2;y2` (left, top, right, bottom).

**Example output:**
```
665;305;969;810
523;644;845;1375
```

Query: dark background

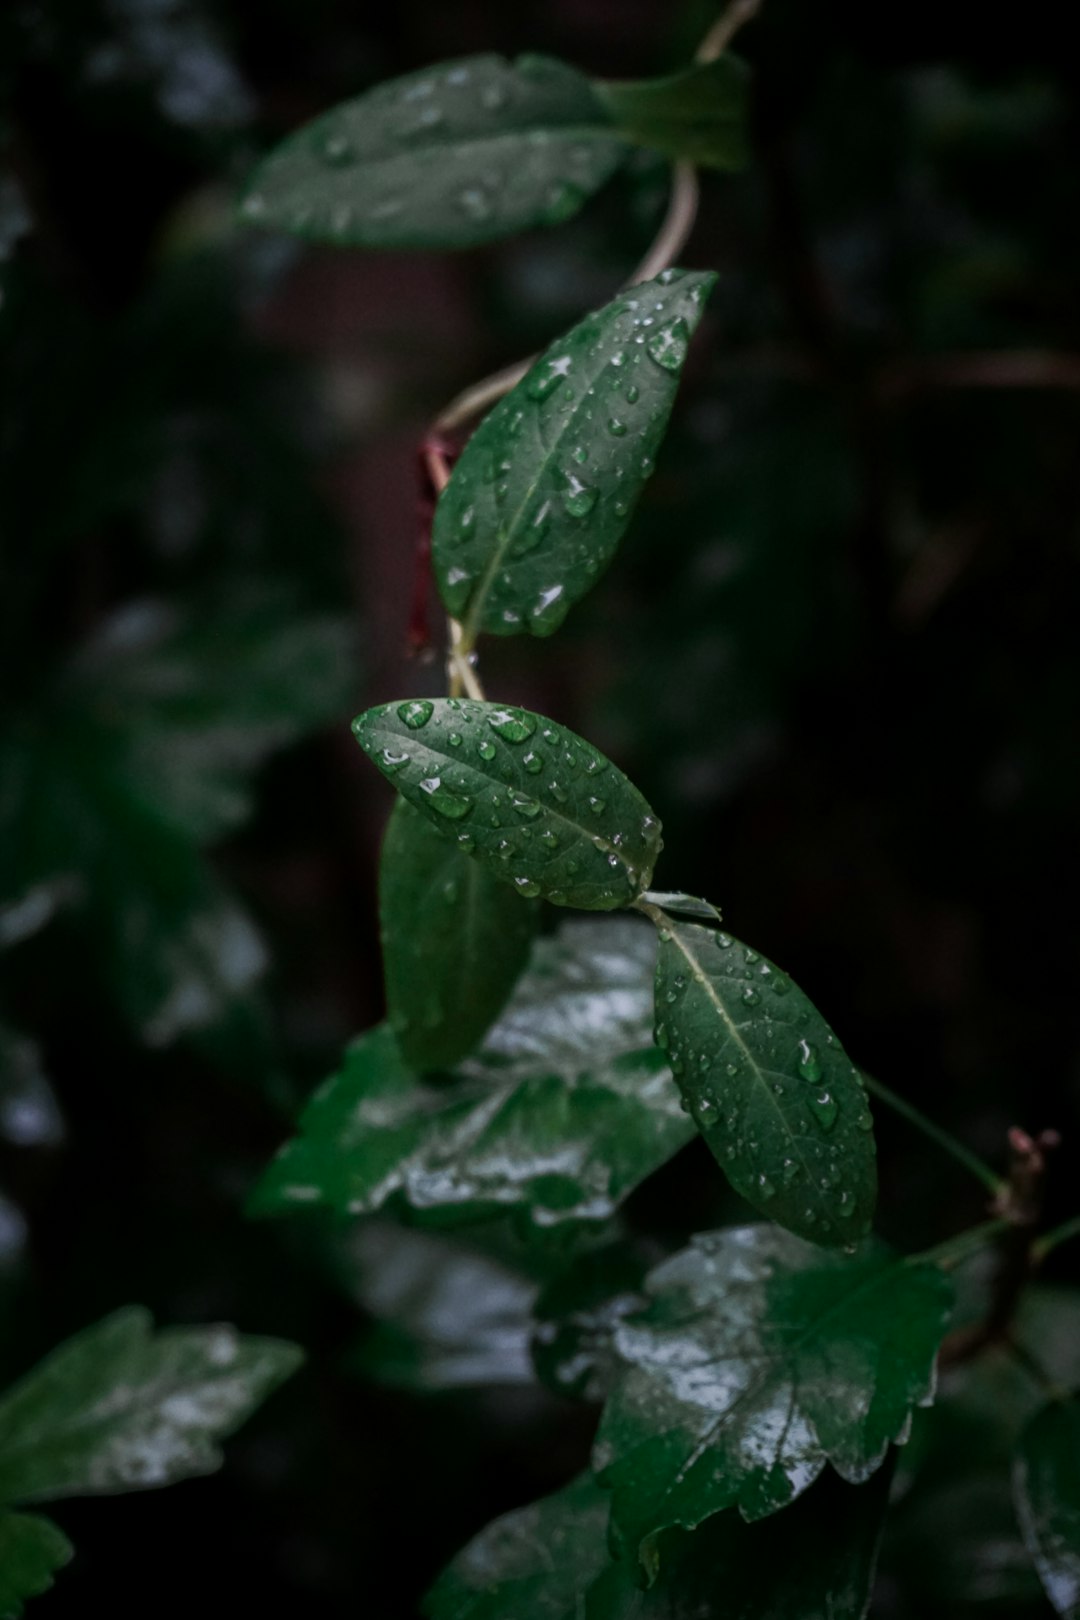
2;0;1079;1613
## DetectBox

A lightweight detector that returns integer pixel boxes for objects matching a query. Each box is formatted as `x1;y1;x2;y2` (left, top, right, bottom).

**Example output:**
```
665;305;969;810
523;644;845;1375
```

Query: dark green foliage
353;700;663;909
1013;1399;1080;1618
379;798;537;1069
652;921;877;1244
0;1514;72;1619
431;272;715;641
595;58;749;170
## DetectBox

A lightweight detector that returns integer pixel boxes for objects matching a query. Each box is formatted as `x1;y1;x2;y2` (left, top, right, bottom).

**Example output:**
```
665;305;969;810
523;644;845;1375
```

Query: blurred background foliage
2;0;1079;1613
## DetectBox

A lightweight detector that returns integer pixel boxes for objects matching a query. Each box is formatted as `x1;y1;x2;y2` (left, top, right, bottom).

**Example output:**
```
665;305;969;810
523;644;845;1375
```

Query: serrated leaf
353;699;662;910
252;918;694;1235
1013;1398;1080;1618
424;1466;891;1620
0;1513;72;1618
432;269;715;641
653;922;876;1245
0;1307;303;1504
380;797;537;1070
594;1224;952;1571
240;54;629;250
596;56;749;170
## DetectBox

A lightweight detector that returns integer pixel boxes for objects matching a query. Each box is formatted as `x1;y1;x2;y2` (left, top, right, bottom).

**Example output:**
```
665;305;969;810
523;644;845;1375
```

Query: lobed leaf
653;920;876;1244
379;797;537;1070
596;56;749;170
252;918;694;1235
424;1465;891;1619
353;698;662;911
0;1513;72;1619
1013;1397;1080;1619
433;270;715;641
240;54;628;249
0;1308;303;1504
593;1224;952;1572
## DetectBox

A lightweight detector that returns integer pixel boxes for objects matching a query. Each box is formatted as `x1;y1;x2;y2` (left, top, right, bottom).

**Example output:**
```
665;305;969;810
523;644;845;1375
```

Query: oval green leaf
596;55;750;170
432;269;716;641
353;698;662;910
653;920;876;1245
1013;1397;1080;1618
594;1224;953;1573
239;54;628;249
380;797;537;1069
0;1513;72;1617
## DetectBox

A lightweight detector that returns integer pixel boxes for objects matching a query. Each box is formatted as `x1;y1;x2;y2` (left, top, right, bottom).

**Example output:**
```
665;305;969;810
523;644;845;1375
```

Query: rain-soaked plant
206;6;1080;1617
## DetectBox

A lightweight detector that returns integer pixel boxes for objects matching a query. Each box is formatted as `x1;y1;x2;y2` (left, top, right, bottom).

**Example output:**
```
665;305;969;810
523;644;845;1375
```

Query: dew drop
478;739;497;761
448;731;463;748
513;876;541;898
796;1039;823;1084
715;932;733;949
607;417;628;437
563;477;598;519
398;699;433;729
540;830;559;850
782;1159;800;1186
381;748;409;773
418;777;472;820
587;796;606;816
511;793;540;819
526;355;571;402
320;131;354;166
757;1175;777;1200
626;383;640;404
488;708;536;744
523;749;544;774
741;987;760;1008
646;317;690;372
809;1091;838;1131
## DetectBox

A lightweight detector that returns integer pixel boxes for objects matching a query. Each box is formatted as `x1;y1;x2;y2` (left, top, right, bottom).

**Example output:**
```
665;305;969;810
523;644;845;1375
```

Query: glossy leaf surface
531;1244;648;1403
425;1466;890;1618
0;1513;72;1618
596;56;749;170
240;54;628;249
253;918;693;1234
1013;1398;1080;1618
594;1224;952;1568
653;921;876;1244
0;1308;303;1503
380;798;537;1069
353;699;662;910
432;270;715;641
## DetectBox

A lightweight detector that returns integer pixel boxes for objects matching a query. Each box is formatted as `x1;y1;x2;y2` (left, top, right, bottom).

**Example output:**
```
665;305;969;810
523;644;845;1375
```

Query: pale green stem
1033;1211;1080;1265
861;1071;1004;1197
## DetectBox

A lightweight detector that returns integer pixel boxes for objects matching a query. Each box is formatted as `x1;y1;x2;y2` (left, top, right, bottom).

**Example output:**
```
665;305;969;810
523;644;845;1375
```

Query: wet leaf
594;1224;952;1572
652;921;876;1245
432;270;715;641
0;1308;303;1503
596;56;749;170
1013;1397;1080;1618
379;798;537;1070
353;699;662;911
424;1465;891;1618
531;1243;649;1403
252;918;693;1235
240;54;628;249
0;1512;72;1618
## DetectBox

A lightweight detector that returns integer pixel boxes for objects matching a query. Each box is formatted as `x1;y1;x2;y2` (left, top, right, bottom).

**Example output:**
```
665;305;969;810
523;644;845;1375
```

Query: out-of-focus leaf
0;1024;63;1150
379;798;537;1070
653;921;876;1244
883;1471;1046;1611
336;1223;539;1391
0;1512;72;1618
531;1243;648;1403
353;699;662;910
424;1465;891;1618
594;1225;952;1573
596;56;749;170
252;918;694;1235
1013;1398;1080;1619
240;54;628;249
0;1307;303;1503
432;271;715;641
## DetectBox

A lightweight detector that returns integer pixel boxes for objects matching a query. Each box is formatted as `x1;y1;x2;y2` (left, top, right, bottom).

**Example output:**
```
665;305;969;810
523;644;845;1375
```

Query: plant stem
861;1071;1004;1196
697;0;764;61
1033;1211;1080;1264
910;1218;1012;1273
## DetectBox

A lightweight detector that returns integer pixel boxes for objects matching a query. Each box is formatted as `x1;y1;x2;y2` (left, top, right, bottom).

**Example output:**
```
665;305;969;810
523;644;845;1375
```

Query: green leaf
338;1223;539;1391
433;270;715;641
424;1466;891;1619
1013;1398;1080;1618
379;797;537;1069
353;699;662;911
531;1243;648;1402
239;54;629;250
596;56;749;170
652;921;877;1245
252;917;694;1234
594;1224;952;1570
0;1513;73;1618
0;1307;303;1503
